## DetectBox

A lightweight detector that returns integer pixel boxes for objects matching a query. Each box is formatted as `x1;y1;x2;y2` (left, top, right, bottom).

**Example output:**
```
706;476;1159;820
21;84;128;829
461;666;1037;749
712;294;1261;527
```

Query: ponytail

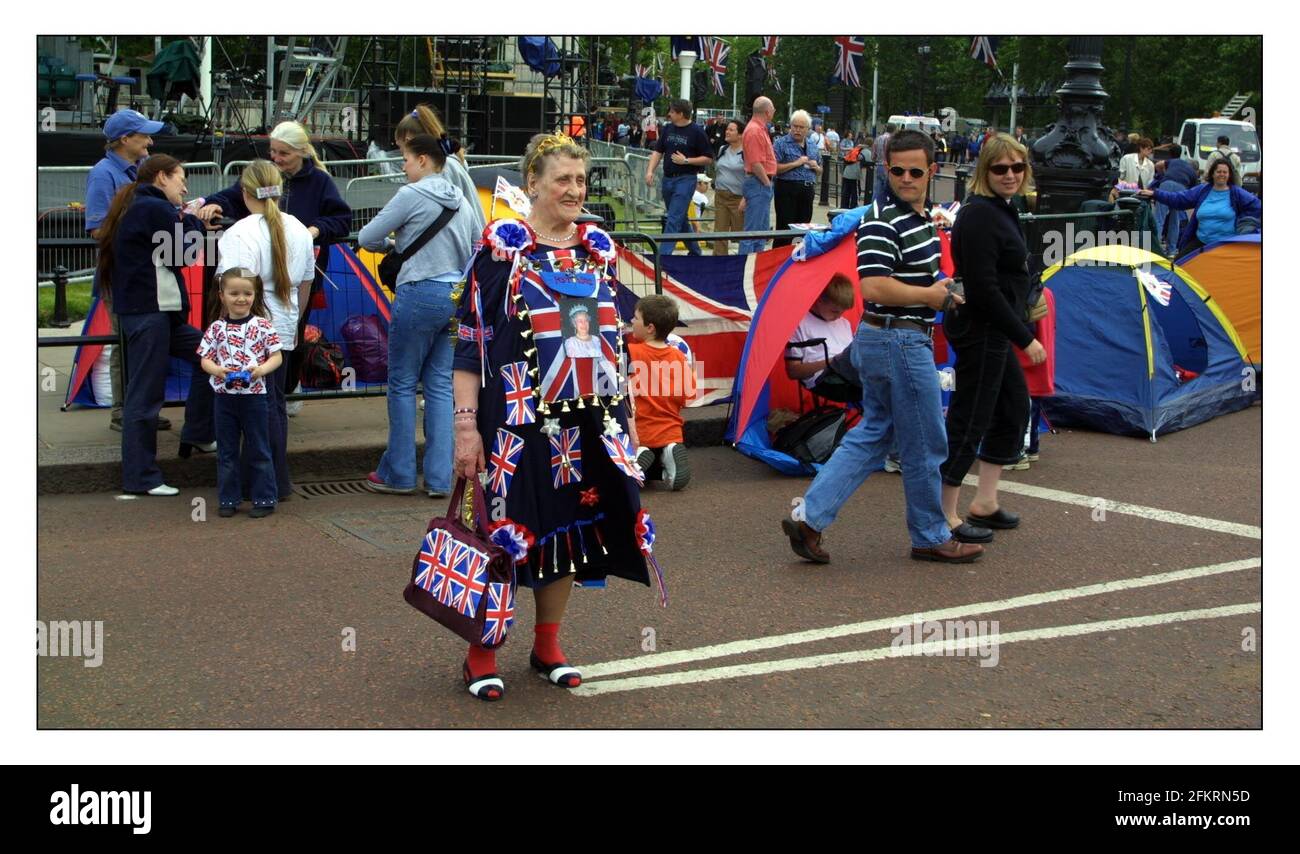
239;159;293;306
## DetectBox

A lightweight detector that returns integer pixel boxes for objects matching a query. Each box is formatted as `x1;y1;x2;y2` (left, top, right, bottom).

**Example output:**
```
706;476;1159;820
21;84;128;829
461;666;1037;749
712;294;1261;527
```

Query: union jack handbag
403;477;519;649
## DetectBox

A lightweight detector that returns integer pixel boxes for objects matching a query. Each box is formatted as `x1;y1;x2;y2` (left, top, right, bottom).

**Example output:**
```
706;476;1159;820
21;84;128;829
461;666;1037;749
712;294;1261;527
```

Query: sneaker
219;506;236;518
427;490;448;499
1003;455;1031;471
661;443;691;491
635;446;656;473
1025;451;1040;462
365;472;415;495
883;456;902;474
146;484;179;497
248;505;275;519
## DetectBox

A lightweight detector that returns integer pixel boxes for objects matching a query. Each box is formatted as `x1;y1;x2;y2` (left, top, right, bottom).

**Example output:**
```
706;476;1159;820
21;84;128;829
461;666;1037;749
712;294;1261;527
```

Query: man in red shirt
740;96;777;254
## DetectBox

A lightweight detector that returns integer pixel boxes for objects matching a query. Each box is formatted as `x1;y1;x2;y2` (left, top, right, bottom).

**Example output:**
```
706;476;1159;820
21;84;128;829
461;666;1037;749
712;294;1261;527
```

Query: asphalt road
37;405;1261;729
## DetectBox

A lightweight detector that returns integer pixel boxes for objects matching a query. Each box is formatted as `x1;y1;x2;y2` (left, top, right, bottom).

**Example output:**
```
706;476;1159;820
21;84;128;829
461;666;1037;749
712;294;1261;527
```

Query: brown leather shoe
781;518;830;564
911;538;985;564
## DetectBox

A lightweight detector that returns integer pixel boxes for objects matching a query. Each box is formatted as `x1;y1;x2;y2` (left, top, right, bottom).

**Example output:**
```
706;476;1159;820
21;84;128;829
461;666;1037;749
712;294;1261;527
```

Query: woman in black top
940;134;1047;536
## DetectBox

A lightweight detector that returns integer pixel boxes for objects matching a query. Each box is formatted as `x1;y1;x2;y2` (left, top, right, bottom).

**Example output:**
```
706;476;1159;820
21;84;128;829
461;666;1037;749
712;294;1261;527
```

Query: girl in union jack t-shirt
198;268;284;518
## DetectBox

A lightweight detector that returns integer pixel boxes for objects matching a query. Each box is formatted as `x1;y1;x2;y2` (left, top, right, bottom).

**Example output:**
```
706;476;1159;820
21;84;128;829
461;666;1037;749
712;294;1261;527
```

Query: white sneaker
883;456;902;474
286;384;304;417
661;443;691;491
1003;456;1031;471
635;446;656;473
146;484;179;496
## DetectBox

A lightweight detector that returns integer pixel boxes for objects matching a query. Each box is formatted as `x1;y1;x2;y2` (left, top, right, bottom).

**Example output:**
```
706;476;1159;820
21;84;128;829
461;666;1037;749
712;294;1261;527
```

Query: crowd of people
83;98;1261;705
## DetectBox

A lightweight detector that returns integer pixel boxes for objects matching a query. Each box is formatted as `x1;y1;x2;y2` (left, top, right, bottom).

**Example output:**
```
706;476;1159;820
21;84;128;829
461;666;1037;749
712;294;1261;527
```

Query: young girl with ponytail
215;159;316;500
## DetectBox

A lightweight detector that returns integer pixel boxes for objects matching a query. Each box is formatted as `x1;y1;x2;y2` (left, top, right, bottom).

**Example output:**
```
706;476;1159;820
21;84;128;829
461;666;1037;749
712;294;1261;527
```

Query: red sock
533;622;565;664
466;644;497;678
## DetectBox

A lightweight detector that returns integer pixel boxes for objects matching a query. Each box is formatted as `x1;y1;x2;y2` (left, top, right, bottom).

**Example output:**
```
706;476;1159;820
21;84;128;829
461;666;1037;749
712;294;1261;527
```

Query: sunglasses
888;166;927;179
989;162;1028;176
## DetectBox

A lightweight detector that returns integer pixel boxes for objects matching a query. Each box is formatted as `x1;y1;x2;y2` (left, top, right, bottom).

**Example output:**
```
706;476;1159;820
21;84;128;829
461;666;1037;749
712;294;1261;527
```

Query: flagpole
789;77;794;121
871;59;879;132
732;80;737;115
1009;62;1019;134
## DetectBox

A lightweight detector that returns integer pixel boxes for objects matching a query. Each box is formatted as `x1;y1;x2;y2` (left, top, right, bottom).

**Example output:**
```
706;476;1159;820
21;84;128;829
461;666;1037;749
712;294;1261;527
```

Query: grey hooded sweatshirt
358;172;478;286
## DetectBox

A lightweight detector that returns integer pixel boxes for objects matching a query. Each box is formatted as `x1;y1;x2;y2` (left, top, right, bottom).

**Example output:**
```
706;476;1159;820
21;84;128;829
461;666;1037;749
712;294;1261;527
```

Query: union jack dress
453;237;650;591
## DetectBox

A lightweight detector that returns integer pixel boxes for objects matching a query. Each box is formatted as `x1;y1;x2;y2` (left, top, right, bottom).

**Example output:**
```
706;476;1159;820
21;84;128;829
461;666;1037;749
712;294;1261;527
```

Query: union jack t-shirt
197;315;283;394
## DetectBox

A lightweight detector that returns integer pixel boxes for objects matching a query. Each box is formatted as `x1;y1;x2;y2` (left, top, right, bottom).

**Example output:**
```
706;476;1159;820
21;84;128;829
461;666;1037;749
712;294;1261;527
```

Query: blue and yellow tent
1040;244;1254;439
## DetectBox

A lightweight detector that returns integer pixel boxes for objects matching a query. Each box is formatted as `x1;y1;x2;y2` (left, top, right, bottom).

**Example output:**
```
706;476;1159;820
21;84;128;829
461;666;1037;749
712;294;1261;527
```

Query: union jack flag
761;36;780;57
602;434;645;485
487;428;525;498
635;63;651;79
656;55;671;99
705;37;729;97
970;36;1001;71
481;581;516;647
767;62;783;94
456;323;492;344
549;426;583;487
519;260;620;404
832;36;864;88
502;361;535;426
415;528;454;594
444;541;489;618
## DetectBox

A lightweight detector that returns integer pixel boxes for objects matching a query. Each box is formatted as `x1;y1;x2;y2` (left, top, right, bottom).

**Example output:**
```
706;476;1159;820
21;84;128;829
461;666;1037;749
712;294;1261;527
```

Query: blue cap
103;109;166;140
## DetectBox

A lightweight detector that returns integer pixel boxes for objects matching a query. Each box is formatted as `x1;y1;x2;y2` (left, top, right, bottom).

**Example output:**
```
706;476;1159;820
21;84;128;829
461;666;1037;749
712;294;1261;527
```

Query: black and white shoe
635;446;656;474
661;443;691;491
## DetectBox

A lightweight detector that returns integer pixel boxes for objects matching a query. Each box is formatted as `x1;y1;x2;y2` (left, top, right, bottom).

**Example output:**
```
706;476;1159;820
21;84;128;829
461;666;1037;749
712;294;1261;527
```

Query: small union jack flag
705;37;729;97
415;528;453;593
761;36;780;57
445;541;489;618
481;581;516;647
833;36;864;88
602;434;645;485
550;426;583;487
487;428;525;498
970;36;1001;71
502;361;535;427
456;323;492;344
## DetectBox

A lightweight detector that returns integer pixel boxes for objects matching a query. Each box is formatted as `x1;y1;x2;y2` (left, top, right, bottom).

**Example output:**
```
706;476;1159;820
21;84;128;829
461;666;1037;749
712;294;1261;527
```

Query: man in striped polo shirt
782;130;988;565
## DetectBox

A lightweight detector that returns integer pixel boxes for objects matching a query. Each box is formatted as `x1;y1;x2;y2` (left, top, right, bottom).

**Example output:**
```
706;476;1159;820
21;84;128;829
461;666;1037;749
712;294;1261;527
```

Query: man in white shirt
824;126;840;154
1118;137;1155;188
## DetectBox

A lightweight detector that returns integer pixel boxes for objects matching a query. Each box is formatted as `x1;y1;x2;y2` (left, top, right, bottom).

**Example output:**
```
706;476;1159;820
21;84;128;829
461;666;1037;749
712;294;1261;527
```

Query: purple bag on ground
340;314;388;383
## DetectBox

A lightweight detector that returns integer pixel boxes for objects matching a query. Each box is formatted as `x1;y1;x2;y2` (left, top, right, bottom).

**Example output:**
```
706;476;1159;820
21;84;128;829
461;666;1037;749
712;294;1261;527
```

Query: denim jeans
119;312;214;493
241;357;291;499
739;174;774;255
376;279;455;492
1153;180;1187;253
802;321;952;549
872;165;891;205
216;393;275;508
661;173;701;255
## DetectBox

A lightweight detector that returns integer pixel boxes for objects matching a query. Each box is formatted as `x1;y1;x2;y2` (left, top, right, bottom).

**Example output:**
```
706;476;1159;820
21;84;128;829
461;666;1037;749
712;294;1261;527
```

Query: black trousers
939;326;1030;487
773;181;815;247
841;176;859;209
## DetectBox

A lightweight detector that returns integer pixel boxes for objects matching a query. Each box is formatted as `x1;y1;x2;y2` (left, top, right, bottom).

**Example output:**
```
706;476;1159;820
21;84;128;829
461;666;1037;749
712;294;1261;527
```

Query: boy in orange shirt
628;295;697;491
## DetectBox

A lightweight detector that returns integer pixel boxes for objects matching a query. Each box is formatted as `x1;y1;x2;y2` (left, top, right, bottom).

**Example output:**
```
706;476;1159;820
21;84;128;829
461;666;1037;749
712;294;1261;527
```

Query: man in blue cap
85;109;170;432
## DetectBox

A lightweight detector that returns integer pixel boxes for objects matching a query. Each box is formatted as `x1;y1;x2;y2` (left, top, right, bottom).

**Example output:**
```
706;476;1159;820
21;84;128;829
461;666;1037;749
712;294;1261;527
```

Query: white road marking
967;476;1261;540
582;558;1261;679
574;603;1261;697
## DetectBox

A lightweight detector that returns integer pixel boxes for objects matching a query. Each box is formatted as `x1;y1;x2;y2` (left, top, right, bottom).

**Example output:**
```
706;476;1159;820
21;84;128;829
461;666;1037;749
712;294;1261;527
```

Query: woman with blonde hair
215;159;316;500
394;105;485;236
940;133;1046;540
448;132;656;701
197;121;352;405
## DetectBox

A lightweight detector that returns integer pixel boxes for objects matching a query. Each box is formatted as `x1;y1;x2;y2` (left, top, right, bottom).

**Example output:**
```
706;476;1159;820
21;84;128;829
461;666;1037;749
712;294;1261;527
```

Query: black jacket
109;185;206;316
208;158;352;245
949;193;1035;349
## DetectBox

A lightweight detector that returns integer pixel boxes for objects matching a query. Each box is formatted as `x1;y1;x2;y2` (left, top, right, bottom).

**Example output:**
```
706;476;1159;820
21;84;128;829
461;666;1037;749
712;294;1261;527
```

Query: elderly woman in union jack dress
451;133;666;701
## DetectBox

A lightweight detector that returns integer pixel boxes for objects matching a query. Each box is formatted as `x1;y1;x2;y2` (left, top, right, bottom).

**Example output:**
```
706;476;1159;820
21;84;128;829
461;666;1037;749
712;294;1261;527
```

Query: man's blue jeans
1153;180;1187;253
802;321;952;549
739;174;774;255
376;279;456;492
872;165;891;205
660;174;700;256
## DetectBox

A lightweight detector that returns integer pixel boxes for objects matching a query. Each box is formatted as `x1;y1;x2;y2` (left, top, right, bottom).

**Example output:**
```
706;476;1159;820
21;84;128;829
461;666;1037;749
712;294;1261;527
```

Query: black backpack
772;406;849;466
299;335;346;390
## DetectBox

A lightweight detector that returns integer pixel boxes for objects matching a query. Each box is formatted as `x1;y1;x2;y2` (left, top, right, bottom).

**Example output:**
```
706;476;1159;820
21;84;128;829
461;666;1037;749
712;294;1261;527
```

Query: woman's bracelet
453;407;478;415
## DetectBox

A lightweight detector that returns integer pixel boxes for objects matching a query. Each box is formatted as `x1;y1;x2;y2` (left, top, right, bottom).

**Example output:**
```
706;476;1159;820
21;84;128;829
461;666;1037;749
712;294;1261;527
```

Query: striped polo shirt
856;190;941;324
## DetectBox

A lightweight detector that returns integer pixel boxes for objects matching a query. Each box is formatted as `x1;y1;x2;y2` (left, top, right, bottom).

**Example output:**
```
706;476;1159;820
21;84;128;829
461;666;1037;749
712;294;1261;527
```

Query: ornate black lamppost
1030;37;1121;215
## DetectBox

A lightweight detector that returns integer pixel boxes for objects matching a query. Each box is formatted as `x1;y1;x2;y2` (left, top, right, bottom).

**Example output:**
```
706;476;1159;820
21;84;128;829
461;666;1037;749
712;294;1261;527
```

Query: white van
1177;118;1261;185
887;114;942;137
